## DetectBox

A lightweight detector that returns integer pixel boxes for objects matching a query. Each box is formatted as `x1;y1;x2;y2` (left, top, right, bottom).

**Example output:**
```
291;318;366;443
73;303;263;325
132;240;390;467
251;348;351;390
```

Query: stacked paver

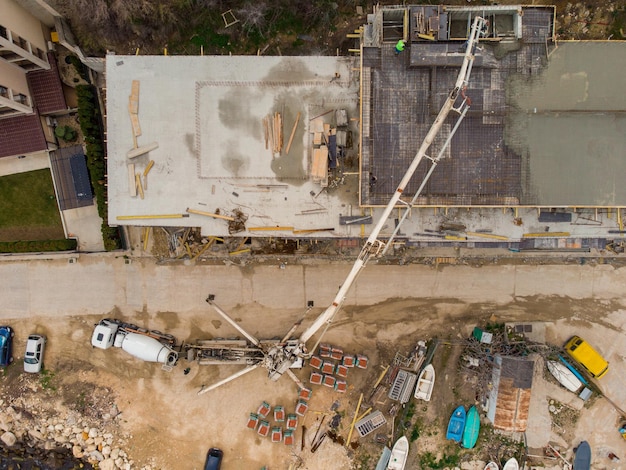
307;343;368;393
246;391;307;445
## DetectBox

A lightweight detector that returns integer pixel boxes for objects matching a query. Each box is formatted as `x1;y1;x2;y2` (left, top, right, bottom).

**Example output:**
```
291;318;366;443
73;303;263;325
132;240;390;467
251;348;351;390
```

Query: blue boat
462;405;480;449
558;355;589;386
573;441;591;470
446;406;466;443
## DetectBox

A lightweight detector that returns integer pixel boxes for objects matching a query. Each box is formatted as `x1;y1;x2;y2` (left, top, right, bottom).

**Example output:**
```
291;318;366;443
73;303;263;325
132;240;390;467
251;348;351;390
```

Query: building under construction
105;4;626;247
360;4;626;209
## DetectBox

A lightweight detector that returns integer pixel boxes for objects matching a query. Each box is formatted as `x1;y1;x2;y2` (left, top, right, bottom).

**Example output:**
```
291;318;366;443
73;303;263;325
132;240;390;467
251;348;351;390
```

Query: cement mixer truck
91;319;178;367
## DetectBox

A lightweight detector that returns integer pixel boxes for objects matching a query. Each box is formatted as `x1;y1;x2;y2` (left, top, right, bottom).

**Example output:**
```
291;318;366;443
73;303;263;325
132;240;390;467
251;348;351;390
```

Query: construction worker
395;39;406;55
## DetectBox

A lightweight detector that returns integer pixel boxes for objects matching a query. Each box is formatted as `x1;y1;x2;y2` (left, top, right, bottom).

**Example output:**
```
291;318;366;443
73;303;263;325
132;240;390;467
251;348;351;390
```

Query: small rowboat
573;441;591;470
386;436;409;470
502;457;519;470
547;360;583;393
461;405;480;449
484;462;499;470
446;406;466;443
414;364;435;401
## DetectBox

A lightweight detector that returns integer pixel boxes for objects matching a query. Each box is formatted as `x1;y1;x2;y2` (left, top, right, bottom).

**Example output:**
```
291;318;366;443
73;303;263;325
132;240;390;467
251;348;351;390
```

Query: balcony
0;24;49;71
0;84;32;116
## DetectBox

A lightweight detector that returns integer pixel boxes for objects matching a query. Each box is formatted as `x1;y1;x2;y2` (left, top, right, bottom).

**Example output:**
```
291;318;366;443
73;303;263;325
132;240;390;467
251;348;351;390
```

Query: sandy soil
2;288;625;470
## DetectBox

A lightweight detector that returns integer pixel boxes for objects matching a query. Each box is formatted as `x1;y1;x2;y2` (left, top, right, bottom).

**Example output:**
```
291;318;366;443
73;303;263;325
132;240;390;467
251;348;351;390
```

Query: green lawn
0;169;65;242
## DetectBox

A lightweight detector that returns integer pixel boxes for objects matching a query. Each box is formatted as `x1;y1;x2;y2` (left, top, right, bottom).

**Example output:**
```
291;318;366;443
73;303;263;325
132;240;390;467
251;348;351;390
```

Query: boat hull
462;405;480;449
573;441;591;470
547;360;582;393
484;462;499;470
446;406;466;443
502;458;519;470
386;436;409;470
414;364;435;401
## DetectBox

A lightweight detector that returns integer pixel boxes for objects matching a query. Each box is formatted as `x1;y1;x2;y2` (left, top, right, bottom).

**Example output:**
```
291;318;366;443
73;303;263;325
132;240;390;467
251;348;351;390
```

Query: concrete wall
1;0;50;52
0;61;29;94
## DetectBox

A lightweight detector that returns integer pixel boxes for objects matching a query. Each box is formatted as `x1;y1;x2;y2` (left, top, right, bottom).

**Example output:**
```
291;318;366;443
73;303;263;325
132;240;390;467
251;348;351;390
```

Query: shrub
0;239;77;253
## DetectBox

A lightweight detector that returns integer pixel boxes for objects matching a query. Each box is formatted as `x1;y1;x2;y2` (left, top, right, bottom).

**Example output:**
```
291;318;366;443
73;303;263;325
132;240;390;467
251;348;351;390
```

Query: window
14;94;28;105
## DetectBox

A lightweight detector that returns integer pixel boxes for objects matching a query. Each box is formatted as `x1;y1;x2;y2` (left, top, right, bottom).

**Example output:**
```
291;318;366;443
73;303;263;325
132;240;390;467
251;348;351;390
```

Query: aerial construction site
1;2;626;470
106;4;626;258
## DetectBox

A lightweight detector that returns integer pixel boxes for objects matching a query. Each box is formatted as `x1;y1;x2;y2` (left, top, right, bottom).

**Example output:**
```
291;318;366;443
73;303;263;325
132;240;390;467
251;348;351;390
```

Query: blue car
0;326;14;367
204;448;222;470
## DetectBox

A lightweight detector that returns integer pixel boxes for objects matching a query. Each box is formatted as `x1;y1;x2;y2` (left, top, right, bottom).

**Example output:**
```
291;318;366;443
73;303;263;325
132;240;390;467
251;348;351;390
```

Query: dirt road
1;255;625;469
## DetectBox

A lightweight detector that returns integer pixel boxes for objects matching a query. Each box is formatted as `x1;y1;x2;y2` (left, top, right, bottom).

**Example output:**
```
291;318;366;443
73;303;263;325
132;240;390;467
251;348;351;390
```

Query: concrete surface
62;203;105;252
3;257;626;317
1;256;625;467
105;55;361;236
0;151;50;176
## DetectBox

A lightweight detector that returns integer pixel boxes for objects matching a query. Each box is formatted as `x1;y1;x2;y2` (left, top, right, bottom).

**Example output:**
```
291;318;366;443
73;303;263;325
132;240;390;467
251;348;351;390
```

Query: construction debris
263;112;284;155
186;207;236;221
143;160;154;189
128;163;136;197
228;209;248;235
128;80;141;149
285;112;301;155
127;142;158;159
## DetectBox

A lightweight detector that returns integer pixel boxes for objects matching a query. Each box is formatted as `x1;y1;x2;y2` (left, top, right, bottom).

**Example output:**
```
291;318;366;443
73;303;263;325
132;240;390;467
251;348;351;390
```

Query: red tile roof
0;113;47;158
27;52;67;115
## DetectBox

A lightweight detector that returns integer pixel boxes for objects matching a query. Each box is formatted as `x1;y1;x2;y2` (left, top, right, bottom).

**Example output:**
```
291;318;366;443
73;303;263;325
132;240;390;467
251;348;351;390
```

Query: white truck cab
91;320;119;349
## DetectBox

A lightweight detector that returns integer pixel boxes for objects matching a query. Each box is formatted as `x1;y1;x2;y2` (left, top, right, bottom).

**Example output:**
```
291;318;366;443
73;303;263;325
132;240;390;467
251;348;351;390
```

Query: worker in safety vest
395;39;406;55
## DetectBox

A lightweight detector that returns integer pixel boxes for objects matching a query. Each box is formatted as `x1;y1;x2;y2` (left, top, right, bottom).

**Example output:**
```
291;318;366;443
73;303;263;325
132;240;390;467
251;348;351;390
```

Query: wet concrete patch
505;42;626;206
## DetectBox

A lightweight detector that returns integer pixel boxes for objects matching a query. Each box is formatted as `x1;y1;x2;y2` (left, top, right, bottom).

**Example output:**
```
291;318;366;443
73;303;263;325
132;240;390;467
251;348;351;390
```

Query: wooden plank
135;173;144;199
311;148;322;180
186;208;235;221
522;232;570;238
143;160;154;190
127;142;158;159
323;123;331;137
130;113;142;138
311;118;324;133
285;112;300;155
248;226;294;231
142;226;150;252
128;163;137;197
313;132;322;145
129;80;140;114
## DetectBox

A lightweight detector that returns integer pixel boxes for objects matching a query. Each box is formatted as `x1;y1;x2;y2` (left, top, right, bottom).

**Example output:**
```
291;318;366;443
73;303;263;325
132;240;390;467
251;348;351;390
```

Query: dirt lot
1;260;625;470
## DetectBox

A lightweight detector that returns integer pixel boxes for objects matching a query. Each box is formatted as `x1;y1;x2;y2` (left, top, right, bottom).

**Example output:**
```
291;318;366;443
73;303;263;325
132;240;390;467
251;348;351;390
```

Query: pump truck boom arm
264;16;487;381
298;16;487;345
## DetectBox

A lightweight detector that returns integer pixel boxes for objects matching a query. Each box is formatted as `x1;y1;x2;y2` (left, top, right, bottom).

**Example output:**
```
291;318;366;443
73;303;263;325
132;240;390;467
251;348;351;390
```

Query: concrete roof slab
106;55;360;236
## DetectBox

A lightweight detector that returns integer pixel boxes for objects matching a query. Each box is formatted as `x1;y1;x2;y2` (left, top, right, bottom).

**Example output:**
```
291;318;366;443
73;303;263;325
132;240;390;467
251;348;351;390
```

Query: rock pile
0;400;142;470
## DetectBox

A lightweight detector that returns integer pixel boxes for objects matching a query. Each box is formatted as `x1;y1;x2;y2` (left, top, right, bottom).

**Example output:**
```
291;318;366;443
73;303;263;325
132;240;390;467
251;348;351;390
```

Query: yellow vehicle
564;335;609;379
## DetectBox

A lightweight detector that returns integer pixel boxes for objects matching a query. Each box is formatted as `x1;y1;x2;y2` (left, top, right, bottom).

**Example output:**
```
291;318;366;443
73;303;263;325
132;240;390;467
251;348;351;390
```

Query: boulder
72;444;84;458
0;431;16;447
99;458;116;470
28;428;44;441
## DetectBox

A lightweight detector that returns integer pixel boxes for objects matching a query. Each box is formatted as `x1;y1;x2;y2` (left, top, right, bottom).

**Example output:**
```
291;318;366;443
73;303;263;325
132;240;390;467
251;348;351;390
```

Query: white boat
386;436;409;470
484;463;499;470
502;457;519;470
547;360;583;393
414;364;435;401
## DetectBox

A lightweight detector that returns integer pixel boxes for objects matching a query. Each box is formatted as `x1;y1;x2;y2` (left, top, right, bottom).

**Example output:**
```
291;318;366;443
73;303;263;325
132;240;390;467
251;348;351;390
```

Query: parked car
24;334;46;373
204;448;223;470
0;326;14;366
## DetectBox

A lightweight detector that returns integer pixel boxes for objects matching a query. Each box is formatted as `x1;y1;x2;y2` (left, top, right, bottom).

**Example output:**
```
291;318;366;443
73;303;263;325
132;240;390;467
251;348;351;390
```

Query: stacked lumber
127;80;158;197
263;112;283;155
311;145;329;187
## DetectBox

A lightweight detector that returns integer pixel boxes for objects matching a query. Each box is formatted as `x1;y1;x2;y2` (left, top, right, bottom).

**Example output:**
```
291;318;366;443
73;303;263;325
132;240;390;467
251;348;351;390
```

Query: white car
24;334;46;373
